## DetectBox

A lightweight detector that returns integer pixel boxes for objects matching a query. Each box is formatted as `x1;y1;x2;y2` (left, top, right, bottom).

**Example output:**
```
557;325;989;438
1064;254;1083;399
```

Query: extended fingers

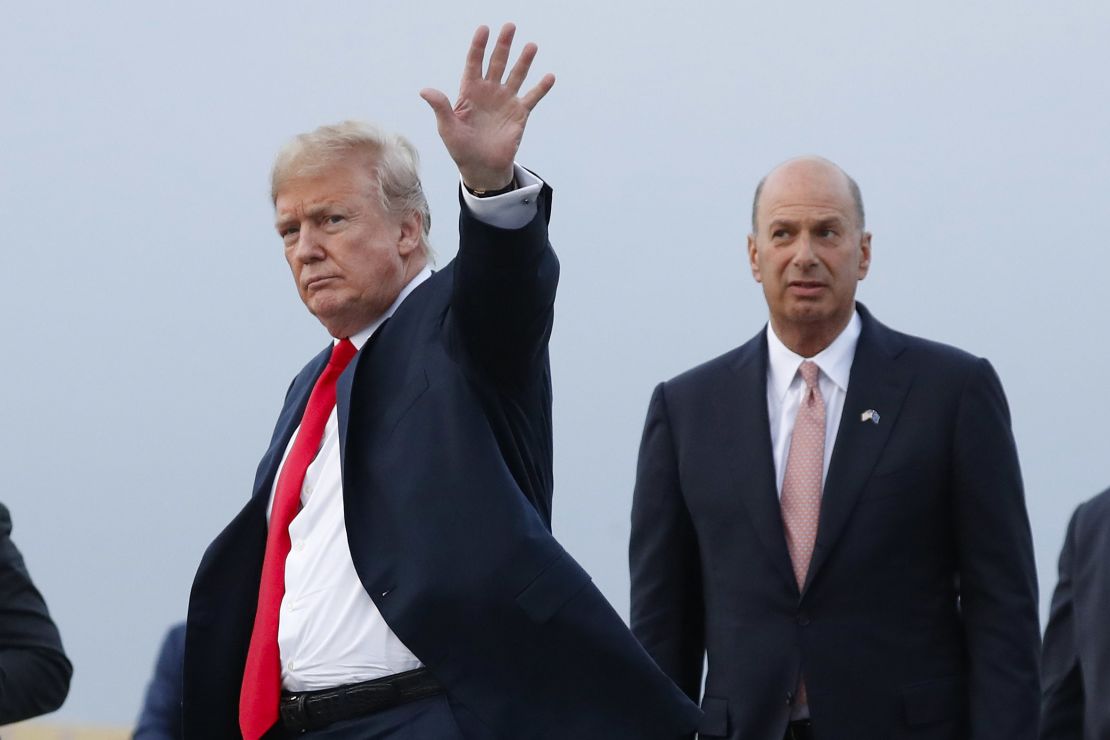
521;72;556;111
419;88;453;121
504;42;537;94
463;25;490;81
484;23;516;82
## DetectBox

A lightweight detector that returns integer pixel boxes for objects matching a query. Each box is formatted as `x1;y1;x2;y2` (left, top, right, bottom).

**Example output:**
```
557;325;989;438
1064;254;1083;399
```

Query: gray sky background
2;0;1108;727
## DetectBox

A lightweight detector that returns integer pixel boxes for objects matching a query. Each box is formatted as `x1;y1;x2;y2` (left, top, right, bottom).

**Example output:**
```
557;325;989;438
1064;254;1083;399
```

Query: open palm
421;24;555;191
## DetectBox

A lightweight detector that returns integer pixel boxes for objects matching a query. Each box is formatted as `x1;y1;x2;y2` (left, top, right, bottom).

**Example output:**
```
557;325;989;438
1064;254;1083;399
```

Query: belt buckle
280;693;311;734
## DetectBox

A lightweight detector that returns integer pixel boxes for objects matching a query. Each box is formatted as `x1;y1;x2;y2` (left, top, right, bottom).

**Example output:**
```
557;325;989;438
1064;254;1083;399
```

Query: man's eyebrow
274;202;333;230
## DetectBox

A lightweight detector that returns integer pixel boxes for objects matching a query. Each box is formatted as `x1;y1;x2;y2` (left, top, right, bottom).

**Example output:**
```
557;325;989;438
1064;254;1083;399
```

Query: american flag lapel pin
860;409;880;424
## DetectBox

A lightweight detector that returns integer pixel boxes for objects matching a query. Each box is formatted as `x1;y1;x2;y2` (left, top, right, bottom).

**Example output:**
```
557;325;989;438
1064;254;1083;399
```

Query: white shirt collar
341;266;433;350
766;307;862;402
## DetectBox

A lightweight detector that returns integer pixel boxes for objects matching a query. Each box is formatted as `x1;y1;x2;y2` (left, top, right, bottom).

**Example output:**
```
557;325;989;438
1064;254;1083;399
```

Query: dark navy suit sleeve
1039;506;1085;739
449;183;558;523
630;383;705;712
0;503;72;724
951;359;1041;739
451;183;558;390
134;622;186;740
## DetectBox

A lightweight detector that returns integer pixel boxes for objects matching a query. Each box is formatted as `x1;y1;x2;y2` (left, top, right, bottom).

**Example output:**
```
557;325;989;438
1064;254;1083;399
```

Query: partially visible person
134;622;185;740
0;502;71;724
1041;487;1110;740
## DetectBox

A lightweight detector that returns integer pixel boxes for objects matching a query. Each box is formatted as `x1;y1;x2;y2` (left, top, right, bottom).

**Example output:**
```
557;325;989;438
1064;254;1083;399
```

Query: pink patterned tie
781;360;826;588
780;360;825;710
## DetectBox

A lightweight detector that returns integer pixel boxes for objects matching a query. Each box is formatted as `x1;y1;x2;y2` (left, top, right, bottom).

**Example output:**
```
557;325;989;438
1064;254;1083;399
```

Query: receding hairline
750;156;865;233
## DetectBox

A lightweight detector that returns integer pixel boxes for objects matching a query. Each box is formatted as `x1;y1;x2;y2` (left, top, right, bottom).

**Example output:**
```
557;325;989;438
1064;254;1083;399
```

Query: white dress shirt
766;308;862;496
271;165;543;691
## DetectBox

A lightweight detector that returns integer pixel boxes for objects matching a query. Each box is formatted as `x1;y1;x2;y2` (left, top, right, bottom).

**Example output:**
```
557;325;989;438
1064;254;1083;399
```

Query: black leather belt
784;719;814;740
279;667;443;734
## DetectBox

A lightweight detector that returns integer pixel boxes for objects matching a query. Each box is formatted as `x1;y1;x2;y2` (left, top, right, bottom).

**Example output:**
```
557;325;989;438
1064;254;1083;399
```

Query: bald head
746;154;872;357
751;156;864;233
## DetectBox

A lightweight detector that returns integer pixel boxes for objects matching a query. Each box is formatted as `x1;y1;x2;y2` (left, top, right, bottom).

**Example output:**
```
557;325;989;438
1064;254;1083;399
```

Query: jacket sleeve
1038;505;1085;739
630;382;705;716
0;504;73;724
450;181;558;391
951;359;1041;739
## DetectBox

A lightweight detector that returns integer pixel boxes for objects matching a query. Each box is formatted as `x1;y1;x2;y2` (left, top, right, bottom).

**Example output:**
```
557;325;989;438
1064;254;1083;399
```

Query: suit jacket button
796;612;810;626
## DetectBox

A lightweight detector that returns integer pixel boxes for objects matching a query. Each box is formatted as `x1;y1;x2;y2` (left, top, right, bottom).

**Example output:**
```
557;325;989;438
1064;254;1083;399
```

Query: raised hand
420;23;555;192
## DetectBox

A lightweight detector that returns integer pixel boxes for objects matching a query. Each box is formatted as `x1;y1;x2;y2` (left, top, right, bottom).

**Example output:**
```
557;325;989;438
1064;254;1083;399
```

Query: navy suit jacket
0;502;71;724
1041;487;1110;740
184;185;700;739
630;305;1041;740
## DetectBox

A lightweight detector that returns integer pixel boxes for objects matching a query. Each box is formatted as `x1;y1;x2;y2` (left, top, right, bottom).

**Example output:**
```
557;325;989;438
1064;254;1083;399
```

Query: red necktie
239;339;358;740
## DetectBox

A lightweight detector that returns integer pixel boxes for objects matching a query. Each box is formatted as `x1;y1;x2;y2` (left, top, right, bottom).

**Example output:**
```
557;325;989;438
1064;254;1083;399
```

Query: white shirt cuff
460;164;543;230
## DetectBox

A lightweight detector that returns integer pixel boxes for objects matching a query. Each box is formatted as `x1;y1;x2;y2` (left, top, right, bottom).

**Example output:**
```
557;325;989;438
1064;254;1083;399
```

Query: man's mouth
304;276;337;290
788;281;826;296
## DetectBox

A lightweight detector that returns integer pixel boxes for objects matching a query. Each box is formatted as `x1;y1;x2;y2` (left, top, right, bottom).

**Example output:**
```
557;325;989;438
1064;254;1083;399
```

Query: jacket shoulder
863;309;986;370
662;335;762;394
1075;486;1110;528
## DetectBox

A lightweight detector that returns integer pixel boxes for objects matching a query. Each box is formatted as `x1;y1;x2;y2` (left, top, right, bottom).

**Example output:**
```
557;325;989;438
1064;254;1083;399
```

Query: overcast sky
3;0;1108;727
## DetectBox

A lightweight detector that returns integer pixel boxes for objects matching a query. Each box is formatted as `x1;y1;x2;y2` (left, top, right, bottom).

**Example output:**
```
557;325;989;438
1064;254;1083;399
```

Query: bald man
629;157;1041;740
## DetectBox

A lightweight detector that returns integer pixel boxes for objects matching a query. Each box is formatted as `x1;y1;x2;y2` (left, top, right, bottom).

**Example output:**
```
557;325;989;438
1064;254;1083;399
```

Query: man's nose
291;224;325;262
791;235;818;267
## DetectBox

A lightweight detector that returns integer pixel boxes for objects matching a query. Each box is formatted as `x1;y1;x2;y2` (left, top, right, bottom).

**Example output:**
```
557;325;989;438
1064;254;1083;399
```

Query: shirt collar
341;266;433;350
766;306;862;402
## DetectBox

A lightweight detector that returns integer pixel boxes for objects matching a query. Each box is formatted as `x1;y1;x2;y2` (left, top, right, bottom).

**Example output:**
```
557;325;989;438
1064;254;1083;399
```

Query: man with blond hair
184;23;699;740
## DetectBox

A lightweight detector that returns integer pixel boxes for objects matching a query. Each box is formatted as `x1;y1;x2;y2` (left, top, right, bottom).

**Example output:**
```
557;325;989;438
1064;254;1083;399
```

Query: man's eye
326;214;345;225
281;227;298;242
772;230;788;239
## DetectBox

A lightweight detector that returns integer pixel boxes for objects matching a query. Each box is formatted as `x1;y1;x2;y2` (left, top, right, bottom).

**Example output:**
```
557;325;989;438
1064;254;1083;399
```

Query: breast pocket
515;554;591;624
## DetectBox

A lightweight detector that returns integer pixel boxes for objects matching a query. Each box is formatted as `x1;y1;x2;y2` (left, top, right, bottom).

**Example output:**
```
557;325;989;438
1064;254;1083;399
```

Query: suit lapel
804;307;911;593
336;343;361;459
725;332;799;591
251;346;331;501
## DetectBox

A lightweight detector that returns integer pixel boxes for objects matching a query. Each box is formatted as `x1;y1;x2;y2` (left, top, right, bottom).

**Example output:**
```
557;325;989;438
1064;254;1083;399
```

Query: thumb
419;88;454;125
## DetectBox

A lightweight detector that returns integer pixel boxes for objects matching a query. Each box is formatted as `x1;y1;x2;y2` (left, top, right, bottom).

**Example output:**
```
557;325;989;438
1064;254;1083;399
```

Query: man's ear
397;211;423;258
748;234;762;283
858;231;872;280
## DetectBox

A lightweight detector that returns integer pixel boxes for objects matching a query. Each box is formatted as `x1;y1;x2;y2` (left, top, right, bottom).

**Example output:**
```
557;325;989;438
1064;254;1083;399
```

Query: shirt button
287;660;295;671
294;540;305;552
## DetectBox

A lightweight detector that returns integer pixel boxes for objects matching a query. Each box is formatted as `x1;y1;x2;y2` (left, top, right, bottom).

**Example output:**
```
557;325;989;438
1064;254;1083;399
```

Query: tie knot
329;338;358;370
799;360;820;389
